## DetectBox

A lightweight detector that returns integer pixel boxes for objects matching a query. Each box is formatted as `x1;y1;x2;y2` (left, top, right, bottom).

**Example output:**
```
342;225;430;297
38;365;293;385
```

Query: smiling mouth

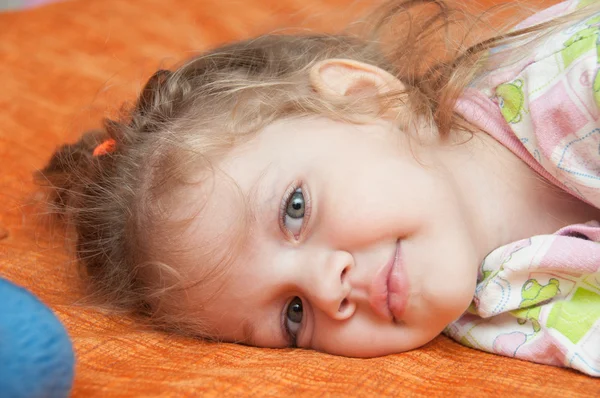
369;240;408;321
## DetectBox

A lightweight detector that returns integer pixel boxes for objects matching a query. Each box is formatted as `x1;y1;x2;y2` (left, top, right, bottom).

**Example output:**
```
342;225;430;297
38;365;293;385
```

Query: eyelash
279;181;311;240
282;306;297;348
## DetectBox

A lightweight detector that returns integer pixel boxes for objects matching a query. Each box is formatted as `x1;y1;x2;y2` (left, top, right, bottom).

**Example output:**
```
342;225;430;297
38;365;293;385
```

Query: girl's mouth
369;240;409;321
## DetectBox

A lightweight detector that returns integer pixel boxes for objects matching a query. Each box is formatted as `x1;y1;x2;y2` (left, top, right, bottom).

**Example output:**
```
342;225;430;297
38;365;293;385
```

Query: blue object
0;278;75;398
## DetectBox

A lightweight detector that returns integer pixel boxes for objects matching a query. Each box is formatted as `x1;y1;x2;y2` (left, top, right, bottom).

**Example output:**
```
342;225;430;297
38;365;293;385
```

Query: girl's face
183;116;481;357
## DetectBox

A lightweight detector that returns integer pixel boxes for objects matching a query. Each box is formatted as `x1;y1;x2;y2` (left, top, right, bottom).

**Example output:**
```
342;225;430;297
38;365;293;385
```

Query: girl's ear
309;58;406;119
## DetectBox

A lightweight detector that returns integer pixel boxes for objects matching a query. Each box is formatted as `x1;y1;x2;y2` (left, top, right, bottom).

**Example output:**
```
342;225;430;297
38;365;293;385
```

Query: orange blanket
1;0;598;395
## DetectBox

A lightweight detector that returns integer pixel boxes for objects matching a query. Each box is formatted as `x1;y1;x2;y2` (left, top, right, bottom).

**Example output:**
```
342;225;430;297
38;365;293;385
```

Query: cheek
402;216;478;326
315;159;437;238
310;312;442;357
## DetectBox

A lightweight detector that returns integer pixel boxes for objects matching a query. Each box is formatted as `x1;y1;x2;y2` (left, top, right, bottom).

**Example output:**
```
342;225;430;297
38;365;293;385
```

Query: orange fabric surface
1;0;599;396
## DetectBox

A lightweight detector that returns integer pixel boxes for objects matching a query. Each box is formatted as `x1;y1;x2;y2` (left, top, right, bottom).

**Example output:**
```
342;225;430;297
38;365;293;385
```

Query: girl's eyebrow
241;316;290;348
238;163;287;348
248;163;277;210
241;319;256;346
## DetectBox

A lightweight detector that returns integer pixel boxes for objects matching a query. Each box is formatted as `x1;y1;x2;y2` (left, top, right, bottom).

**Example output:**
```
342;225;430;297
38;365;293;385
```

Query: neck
433;129;600;265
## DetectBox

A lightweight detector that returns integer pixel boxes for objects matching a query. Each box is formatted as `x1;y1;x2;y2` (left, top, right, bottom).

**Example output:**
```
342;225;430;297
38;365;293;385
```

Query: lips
368;240;408;321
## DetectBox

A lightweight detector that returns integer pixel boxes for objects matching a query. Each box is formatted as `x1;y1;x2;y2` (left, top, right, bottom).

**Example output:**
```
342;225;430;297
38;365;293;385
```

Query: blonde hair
38;0;599;336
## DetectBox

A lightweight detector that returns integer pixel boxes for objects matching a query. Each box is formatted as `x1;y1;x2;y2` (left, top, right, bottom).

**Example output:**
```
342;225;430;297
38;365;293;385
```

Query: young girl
40;0;600;376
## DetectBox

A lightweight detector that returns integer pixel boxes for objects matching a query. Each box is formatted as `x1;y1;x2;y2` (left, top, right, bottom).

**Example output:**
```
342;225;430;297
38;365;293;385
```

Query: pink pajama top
447;0;600;377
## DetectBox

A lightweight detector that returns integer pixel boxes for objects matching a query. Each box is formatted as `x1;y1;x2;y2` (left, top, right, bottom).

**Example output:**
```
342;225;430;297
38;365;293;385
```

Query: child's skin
172;59;600;357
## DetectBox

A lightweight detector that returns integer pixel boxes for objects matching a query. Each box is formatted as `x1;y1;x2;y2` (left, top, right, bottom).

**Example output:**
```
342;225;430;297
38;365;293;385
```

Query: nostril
340;265;349;283
338;298;349;314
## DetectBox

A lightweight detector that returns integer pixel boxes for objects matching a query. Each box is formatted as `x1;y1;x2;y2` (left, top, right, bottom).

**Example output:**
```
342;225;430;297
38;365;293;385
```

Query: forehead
172;164;284;344
169;136;278;287
171;120;318;341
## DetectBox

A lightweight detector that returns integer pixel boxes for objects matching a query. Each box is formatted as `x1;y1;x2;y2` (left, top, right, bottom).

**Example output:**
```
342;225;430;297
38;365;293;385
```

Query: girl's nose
309;250;356;320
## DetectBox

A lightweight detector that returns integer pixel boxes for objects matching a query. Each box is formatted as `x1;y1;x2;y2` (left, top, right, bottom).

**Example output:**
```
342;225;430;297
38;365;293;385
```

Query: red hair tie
93;139;116;157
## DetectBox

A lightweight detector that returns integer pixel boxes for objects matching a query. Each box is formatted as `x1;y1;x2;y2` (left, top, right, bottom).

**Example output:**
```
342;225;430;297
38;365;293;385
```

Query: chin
422;281;476;322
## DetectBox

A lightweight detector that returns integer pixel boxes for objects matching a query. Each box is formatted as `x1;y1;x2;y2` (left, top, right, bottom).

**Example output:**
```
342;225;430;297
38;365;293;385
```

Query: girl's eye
281;187;309;238
286;190;305;219
285;297;303;345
